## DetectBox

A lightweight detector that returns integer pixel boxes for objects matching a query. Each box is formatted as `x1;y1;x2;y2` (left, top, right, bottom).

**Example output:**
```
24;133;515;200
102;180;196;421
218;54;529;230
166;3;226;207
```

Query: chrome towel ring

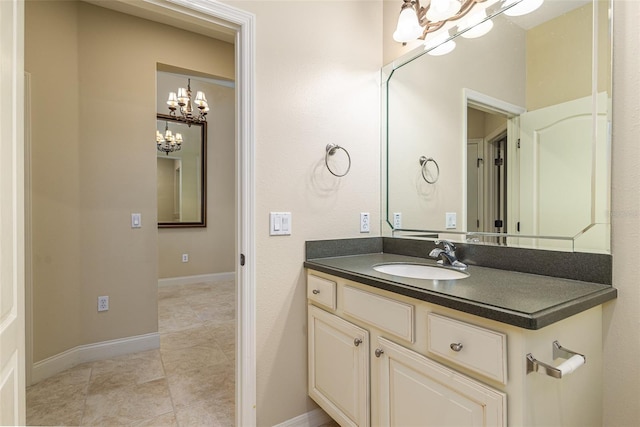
419;156;440;184
325;144;351;177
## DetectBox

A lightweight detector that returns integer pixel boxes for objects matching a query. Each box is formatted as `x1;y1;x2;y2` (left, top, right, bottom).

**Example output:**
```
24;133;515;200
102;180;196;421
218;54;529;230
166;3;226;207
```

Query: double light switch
270;212;292;236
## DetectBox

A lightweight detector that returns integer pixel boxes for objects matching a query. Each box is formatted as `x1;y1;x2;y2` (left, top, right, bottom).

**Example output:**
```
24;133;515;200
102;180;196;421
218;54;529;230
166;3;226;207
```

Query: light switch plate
270;212;291;236
131;213;142;228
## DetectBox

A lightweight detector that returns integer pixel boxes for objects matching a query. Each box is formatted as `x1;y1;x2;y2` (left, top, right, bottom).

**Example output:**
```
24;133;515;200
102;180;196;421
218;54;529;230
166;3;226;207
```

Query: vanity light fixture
393;0;544;52
166;78;209;125
392;0;487;43
156;121;183;155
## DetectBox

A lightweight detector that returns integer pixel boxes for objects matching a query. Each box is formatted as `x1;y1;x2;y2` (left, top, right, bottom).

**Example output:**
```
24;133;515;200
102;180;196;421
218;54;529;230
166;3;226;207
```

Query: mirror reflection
157;115;207;227
384;0;611;253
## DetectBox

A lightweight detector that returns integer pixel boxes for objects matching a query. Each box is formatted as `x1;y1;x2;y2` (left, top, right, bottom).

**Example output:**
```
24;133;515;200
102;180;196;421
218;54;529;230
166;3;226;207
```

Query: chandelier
393;0;544;48
166;78;209;124
156;121;183;155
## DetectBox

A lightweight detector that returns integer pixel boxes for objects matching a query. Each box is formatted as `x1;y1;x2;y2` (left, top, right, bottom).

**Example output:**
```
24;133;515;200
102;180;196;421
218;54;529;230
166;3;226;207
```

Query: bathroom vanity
304;244;616;427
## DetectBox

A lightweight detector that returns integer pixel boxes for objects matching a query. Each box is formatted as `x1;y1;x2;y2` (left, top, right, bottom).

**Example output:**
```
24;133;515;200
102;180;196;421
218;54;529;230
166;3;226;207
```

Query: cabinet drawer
427;313;507;384
343;286;414;342
307;274;337;310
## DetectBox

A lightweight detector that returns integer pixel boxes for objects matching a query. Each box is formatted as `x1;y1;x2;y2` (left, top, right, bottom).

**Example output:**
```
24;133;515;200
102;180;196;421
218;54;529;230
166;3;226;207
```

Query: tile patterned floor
26;280;236;426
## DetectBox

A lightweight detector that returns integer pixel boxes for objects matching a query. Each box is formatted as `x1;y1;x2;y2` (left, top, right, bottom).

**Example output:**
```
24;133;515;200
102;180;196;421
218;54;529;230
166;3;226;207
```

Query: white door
308;305;369;427
517;93;609;251
375;337;506;427
0;0;26;424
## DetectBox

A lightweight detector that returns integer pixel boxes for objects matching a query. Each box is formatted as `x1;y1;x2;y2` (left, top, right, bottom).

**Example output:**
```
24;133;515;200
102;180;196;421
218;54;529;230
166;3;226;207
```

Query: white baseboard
158;272;235;287
31;332;160;385
274;408;333;427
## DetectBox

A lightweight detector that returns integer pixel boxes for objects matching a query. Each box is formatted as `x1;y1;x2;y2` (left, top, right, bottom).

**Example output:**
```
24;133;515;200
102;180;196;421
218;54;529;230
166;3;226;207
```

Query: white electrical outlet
98;296;109;312
446;212;457;229
393;212;402;229
360;212;370;233
182;253;189;262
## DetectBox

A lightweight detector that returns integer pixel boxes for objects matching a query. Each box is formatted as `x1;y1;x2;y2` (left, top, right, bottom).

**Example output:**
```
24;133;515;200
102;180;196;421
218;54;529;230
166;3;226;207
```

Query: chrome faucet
429;240;467;270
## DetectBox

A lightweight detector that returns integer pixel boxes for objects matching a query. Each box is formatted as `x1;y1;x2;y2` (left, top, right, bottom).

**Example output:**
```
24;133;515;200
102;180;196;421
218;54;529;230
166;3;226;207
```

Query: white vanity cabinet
308;305;369;427
307;270;604;427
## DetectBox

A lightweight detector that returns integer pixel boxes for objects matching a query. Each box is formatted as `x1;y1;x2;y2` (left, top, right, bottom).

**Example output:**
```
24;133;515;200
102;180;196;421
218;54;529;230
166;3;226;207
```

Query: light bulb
194;91;207;106
460;10;494;39
175;133;183;144
177;87;188;104
503;0;544;17
426;0;461;22
393;7;423;43
166;92;178;107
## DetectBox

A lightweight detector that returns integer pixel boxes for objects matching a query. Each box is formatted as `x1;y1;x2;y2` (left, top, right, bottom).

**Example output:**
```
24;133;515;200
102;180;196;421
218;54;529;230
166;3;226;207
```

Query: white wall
604;1;640;424
227;1;382;424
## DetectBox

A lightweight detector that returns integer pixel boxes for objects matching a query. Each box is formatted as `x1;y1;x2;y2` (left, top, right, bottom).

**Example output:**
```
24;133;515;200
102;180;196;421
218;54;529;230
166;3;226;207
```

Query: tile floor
26;280;236;426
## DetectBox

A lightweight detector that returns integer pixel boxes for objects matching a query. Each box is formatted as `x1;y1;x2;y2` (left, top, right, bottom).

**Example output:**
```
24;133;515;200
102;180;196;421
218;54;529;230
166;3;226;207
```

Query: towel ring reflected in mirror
325;143;351;177
419;156;439;184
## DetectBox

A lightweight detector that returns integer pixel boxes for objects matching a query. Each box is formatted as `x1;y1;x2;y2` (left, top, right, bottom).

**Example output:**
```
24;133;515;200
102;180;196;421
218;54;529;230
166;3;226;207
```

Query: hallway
26;280;236;426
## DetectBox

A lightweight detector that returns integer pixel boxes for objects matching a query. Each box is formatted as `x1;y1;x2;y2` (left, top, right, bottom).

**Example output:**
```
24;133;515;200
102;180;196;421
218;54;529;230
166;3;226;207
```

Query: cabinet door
375;337;506;427
308;305;369;427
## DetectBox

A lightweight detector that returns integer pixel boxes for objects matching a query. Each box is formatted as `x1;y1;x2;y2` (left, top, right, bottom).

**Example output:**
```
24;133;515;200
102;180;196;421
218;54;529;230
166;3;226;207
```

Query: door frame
462;89;525;237
22;0;257;425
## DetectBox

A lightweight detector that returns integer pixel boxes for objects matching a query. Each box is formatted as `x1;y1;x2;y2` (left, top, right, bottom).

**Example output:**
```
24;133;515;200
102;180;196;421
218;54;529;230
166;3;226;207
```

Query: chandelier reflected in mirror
166;78;209;124
156;121;183;155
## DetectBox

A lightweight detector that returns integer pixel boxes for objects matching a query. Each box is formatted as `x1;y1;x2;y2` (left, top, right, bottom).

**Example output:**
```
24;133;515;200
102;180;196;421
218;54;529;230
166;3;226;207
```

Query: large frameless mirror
383;0;612;253
157;114;207;228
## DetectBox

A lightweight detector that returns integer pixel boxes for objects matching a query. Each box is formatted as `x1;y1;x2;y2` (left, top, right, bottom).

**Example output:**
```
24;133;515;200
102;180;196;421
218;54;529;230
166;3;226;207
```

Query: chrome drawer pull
312;289;320;294
375;348;384;358
354;338;362;347
450;342;463;352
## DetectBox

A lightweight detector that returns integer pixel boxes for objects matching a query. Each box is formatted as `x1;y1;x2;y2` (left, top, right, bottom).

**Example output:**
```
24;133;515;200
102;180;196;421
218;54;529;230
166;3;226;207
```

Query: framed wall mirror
382;0;611;253
157;114;207;227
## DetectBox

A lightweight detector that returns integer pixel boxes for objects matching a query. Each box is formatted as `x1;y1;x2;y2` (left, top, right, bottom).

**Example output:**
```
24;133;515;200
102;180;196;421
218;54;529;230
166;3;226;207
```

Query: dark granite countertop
304;253;617;330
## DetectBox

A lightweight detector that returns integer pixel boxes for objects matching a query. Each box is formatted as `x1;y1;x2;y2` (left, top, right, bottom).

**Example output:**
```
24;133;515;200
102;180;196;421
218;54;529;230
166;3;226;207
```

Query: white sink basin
373;263;469;280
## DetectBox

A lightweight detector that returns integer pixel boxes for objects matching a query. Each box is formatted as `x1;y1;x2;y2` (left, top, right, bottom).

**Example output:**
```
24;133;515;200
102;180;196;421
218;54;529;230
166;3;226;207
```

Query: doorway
464;89;525;243
20;1;256;425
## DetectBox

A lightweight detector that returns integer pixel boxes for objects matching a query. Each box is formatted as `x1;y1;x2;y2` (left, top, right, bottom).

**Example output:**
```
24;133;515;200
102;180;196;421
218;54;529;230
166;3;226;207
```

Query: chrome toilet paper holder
526;340;586;379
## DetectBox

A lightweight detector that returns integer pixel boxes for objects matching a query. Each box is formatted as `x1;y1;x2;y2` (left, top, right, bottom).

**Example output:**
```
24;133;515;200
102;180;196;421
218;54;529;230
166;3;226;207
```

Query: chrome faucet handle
435;239;455;253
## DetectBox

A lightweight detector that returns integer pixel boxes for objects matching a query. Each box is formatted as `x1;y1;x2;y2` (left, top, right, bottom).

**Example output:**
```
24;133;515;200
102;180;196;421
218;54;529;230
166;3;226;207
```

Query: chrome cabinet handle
375;348;384;358
450;342;464;352
354;338;362;347
312;289;320;294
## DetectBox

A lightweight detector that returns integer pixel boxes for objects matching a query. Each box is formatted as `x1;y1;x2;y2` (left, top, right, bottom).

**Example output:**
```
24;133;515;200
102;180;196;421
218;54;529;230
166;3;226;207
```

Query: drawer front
343;286;414;342
307;274;337;310
428;313;507;384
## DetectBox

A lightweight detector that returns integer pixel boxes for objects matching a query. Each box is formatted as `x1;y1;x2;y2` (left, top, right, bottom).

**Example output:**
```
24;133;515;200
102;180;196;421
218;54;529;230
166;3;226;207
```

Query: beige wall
26;1;234;361
26;0;82;362
156;74;235;279
604;2;640;425
526;1;610;111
